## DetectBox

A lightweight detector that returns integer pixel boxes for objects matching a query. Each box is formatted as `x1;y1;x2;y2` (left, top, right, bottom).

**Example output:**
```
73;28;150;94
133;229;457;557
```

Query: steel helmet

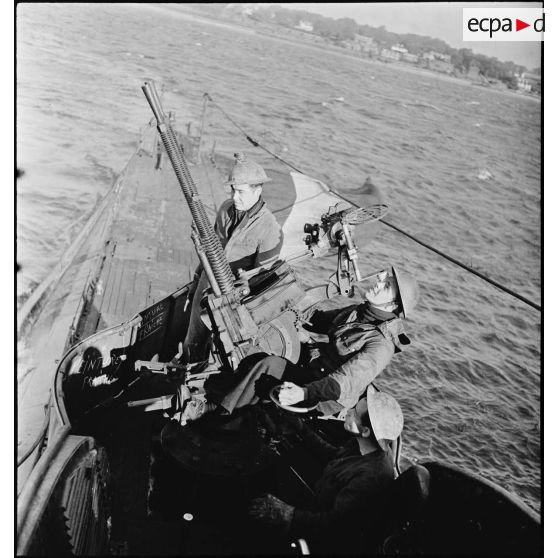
366;386;404;450
391;266;419;319
225;152;271;186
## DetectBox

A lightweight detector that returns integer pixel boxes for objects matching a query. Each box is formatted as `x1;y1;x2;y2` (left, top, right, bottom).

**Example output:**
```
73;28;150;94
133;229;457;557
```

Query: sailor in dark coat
179;266;419;422
248;387;406;553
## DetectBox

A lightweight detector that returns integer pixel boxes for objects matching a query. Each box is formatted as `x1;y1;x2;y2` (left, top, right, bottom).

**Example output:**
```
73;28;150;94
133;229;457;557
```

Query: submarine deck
18;124;227;487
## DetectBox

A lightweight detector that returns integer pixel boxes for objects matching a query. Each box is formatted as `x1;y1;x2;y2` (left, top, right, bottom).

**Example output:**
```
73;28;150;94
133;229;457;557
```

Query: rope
204;94;541;313
204;93;304;173
382;220;541;311
330;189;541;312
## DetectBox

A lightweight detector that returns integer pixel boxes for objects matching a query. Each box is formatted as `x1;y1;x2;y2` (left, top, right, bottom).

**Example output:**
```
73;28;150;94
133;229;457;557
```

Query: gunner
178;266;419;422
183;152;283;363
247;388;427;553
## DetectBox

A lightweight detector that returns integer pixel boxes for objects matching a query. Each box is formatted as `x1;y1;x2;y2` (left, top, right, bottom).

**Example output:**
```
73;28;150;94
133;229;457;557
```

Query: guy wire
204;94;541;313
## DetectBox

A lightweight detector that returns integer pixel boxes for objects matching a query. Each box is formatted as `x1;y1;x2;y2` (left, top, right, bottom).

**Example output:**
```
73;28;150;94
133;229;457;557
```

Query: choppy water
17;4;540;512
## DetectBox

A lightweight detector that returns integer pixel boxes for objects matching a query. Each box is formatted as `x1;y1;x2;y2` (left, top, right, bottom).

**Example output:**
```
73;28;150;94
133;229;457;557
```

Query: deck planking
18;125;227;488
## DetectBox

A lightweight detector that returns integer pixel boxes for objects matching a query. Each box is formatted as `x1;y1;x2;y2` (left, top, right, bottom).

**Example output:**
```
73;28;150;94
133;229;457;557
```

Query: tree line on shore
188;4;540;87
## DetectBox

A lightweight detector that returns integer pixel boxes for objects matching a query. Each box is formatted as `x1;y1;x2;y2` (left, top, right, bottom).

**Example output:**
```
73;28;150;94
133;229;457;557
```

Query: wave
405;101;442;112
84;154;120;185
477;169;493;181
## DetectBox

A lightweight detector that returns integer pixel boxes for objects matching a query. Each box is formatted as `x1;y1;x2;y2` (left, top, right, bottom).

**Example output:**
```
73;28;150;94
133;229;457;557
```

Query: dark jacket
301;297;411;415
291;430;395;551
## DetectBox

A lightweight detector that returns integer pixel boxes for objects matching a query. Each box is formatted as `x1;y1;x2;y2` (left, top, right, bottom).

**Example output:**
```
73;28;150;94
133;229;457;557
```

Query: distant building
426;57;454;74
344;34;379;55
380;48;401;61
296;20;313;32
355;34;378;51
355;34;376;45
516;71;541;93
401;52;419;63
423;51;451;63
516;74;531;91
391;43;408;54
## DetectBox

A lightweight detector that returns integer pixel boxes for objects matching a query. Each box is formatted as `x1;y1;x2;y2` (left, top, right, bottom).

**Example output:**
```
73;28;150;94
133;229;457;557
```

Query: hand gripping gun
142;82;304;370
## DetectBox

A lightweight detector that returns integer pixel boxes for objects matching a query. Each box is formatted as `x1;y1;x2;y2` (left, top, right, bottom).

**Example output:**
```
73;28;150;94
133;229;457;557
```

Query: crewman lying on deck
183;152;283;362
248;388;409;553
177;266;419;423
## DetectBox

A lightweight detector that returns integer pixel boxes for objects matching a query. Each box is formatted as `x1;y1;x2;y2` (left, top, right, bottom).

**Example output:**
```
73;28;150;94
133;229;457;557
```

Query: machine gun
303;204;389;297
142;82;304;371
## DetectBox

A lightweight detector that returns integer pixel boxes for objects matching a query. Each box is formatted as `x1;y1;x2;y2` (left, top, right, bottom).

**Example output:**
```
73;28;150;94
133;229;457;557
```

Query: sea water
16;4;541;512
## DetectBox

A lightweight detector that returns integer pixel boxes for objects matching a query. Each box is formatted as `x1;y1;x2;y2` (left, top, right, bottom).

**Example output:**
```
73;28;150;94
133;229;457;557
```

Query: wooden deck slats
63;133;229;332
19;130;229;486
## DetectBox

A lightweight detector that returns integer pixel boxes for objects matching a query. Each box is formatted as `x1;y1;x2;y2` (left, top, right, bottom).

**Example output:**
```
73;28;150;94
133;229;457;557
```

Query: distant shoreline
146;4;540;103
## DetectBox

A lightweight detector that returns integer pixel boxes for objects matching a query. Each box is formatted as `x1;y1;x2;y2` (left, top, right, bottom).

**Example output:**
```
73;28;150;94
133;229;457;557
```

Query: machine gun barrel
141;82;303;370
141;81;236;294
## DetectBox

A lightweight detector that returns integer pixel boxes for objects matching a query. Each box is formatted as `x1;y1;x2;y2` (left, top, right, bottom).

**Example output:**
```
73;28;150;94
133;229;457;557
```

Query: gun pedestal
142;82;304;374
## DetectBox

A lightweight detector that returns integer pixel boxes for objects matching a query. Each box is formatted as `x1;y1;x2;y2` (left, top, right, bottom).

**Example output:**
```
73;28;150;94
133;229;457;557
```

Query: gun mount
142;82;303;369
304;203;389;296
